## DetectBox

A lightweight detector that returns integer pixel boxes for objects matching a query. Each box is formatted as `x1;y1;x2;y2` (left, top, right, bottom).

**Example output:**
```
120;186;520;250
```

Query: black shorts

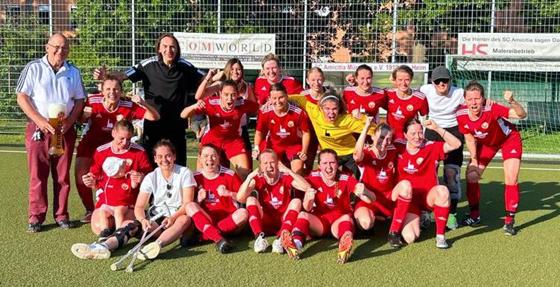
424;126;464;167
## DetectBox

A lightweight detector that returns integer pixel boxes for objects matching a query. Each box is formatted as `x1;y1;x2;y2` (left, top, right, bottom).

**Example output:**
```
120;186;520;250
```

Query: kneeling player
353;119;412;248
281;149;375;264
237;149;312;253
394;118;461;249
185;144;248;253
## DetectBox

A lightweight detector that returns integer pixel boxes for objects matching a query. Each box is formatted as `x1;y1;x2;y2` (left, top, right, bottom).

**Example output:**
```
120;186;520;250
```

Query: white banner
455;59;560;72
311;62;429;72
458;33;560;57
173;33;276;69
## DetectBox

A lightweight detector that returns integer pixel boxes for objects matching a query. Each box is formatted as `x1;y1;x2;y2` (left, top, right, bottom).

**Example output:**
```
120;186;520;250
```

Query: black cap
431;66;451;81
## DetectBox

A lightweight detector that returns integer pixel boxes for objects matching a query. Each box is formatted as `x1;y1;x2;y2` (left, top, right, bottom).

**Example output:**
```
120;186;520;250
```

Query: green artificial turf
1;151;559;286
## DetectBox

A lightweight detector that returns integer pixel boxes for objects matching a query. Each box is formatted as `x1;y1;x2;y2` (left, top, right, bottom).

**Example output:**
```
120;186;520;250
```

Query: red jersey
456;103;517;147
197;96;258;141
386;89;429;140
342;86;387;118
83;94;146;142
299;89;320;105
253;172;294;213
91;142;152;207
254;76;303;105
256;103;309;149
360;145;398;194
306;171;358;215
194;167;242;214
395;140;445;194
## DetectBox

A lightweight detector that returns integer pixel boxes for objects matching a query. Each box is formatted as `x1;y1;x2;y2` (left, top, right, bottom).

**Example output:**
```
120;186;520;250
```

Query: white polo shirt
16;55;86;118
140;165;196;217
420;84;465;128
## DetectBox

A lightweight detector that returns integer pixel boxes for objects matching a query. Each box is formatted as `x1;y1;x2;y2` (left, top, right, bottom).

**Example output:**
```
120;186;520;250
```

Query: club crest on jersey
125;159;133;166
474;129;488;139
121;183;129;191
388;162;394;169
416;157;424;165
207;192;217;204
325;195;335;206
261;86;267;91
116;114;124;122
377;169;388;182
96;114;102;118
276;125;290;138
481;122;489;129
270;196;282;209
406;104;414;112
270;119;276;125
392;107;405;120
350;100;355;104
287;121;294;128
220;121;231;129
404;160;418;174
368;102;376;109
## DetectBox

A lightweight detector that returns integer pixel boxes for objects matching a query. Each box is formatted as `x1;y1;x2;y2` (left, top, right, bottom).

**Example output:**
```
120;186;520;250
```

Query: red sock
278;210;299;235
389;196;411;233
77;182;95;212
337;220;353;239
466;182;481;218
504;184;519;224
292;217;310;243
192;211;223;243
433;205;450;236
217;215;238;234
247;205;262;236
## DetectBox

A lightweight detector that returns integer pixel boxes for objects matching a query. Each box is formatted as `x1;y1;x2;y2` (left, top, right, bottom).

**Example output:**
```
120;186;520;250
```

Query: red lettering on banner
461;43;488;55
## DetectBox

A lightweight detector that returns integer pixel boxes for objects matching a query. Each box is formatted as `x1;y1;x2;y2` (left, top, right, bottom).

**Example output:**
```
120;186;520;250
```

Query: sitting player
281;149;375;264
237;149;312;253
185;144;248;253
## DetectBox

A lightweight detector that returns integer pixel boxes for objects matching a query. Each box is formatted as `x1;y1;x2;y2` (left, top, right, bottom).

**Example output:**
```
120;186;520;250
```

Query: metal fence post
391;0;398;63
302;0;308;84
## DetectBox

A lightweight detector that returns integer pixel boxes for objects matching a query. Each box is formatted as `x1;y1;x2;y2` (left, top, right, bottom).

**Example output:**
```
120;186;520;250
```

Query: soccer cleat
80;211;93;223
271;238;284;254
446;213;458;230
280;230;300;260
420;211;432;230
435;235;449;249
503;222;517;236
253;233;269;253
387;232;403;249
56;219;74;230
337;232;353;264
71;242;111;260
215;239;233;254
461;215;481;227
137;242;161;260
27;223;41;233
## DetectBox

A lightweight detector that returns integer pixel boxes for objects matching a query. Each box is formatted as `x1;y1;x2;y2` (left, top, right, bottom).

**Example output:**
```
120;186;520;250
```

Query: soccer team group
17;33;527;265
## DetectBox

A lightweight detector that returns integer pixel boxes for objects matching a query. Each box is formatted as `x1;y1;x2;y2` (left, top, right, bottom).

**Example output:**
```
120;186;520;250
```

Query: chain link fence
2;1;560;136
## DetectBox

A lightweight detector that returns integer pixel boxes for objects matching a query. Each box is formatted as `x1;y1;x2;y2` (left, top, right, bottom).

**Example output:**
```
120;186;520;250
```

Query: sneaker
387;232;403;249
180;234;200;248
280;230;300;260
420;211;432;230
253;233;269;253
27;223;41;233
56;219;74;230
435;235;449;249
215;239;233;254
446;213;458;230
503;221;517;236
137;242;161;260
461;215;481;227
271;238;284;254
71;242;111;259
337;232;353;264
80;211;93;223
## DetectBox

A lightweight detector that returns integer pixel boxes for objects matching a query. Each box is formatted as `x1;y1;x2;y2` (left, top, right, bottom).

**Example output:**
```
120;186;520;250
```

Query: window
38;5;49;25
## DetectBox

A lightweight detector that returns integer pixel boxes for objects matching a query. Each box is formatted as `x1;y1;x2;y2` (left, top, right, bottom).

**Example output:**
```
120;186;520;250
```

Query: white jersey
140;165;196;217
420;84;464;128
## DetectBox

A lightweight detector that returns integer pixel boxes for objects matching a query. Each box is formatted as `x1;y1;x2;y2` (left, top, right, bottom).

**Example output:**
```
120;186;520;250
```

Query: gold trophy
48;103;67;157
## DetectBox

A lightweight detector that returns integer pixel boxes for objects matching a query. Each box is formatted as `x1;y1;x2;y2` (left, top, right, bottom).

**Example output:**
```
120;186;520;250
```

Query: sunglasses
434;79;449;85
165;183;172;198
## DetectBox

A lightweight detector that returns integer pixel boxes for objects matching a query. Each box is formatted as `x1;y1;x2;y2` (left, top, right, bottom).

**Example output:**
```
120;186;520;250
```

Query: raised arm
503;90;527;120
195;69;221;101
131;94;160;121
353;116;374;163
180;101;205;119
424;119;461;154
236;169;259;203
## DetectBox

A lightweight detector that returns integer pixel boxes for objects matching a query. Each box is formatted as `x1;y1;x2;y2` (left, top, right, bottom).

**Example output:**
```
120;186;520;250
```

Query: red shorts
313;210;348;236
477;131;523;167
201;136;247;159
76;136;111;158
408;188;434;216
95;193;136;209
271;144;302;162
260;209;284;235
355;190;394;217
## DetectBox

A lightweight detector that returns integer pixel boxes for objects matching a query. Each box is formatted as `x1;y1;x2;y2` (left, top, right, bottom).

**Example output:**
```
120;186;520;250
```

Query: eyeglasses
434;79;449;85
47;43;69;52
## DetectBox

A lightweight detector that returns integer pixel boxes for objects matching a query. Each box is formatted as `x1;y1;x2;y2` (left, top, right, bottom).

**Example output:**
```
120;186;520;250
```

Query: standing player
353;118;413;248
237;149;312;253
185;145;248;253
254;53;303;105
181;80;259;179
386;65;429;140
394;118;461;248
457;82;527;235
81;120;152;239
75;74;159;223
253;83;310;174
343;64;387;120
281;149;375;264
420;66;465;229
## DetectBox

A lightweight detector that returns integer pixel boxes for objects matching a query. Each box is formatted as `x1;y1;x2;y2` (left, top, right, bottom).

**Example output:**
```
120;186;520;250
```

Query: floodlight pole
488;0;496;98
48;0;53;35
217;0;221;33
302;0;308;84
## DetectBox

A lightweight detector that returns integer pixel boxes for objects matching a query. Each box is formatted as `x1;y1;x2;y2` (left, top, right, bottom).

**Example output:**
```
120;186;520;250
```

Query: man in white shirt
16;33;86;233
420;66;465;230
